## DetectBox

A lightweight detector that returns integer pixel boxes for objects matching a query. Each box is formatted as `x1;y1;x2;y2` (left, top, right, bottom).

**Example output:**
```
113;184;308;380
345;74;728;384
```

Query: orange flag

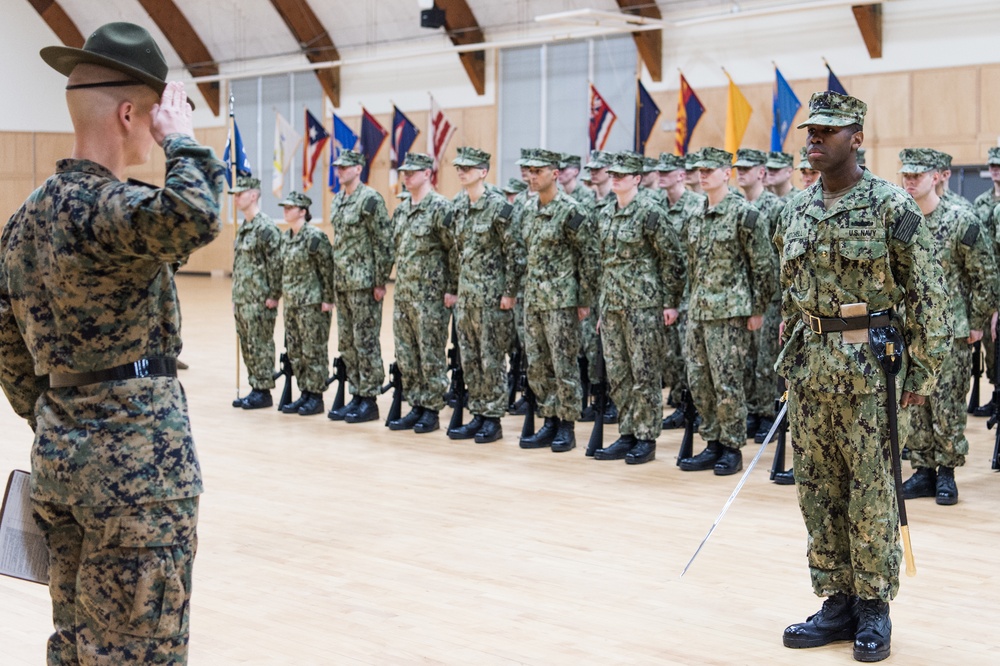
724;70;752;156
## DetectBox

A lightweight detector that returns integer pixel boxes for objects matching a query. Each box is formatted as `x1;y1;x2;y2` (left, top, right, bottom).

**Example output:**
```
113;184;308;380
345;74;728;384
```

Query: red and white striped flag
428;94;457;186
589;83;617;151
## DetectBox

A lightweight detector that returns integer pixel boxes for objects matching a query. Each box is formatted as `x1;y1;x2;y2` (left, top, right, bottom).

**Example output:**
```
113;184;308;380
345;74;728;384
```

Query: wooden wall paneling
31;132;74;182
0;132;35;176
979;65;1000;144
849;72;911;142
912;67;979;141
0;177;36;226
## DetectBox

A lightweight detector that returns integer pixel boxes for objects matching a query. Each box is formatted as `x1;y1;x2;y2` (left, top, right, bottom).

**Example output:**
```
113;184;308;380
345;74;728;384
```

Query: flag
272;112;301;197
390;106;420;190
428;95;456;186
359;108;388;184
825;61;848;95
770;67;801;151
675;73;704;156
635;80;660;154
222;119;252;187
724;71;753;156
302;108;329;191
328;113;358;193
589;83;617;151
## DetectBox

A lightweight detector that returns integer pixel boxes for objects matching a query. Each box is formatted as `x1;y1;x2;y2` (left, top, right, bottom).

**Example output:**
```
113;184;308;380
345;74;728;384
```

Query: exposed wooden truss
437;0;487;96
615;0;663;82
269;0;341;106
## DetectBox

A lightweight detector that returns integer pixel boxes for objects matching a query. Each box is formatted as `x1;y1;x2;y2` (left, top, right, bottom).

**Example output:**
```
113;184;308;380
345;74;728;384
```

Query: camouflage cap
657;153;685;172
797;91;866;129
585;150;613;169
278;191;313;208
228;175;261;193
856;147;866;167
733;148;768;167
932;150;953;170
684;149;703;170
332;149;366;167
797;147;813;170
898;148;939;174
641;156;660;173
398;152;434;171
987;146;1000;166
502;177;528;194
765;151;794;169
523;148;562;168
606;151;645;175
559;153;582;170
691;147;734;169
515;147;538;166
452;146;491;167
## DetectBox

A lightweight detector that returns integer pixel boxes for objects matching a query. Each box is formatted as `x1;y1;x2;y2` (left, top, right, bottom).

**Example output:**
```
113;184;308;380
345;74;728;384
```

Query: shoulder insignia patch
961;224;980;247
363;196;378;215
567;212;585;230
743;209;759;230
644;210;660;231
893;209;921;243
499;202;514;221
308;236;320;253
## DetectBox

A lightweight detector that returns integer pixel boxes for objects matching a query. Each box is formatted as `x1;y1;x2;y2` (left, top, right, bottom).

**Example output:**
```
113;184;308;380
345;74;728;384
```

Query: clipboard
0;470;49;585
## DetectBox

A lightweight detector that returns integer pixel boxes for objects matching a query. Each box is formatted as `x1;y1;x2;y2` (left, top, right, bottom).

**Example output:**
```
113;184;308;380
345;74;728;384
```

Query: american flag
428;95;456;186
589;83;617;152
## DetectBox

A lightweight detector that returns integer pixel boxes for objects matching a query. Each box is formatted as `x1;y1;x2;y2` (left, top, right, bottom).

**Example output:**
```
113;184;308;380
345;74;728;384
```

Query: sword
681;393;788;577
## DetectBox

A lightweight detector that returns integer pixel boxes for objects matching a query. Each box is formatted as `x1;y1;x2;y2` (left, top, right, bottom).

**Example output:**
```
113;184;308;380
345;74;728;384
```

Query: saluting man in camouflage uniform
592;152;685;465
388;153;457;434
765;151;800;200
446;147;525;443
896;148;998;505
0;23;224;663
775;93;951;662
230;175;283;410
517;149;599;452
279;192;336;416
678;148;776;476
326;149;393;423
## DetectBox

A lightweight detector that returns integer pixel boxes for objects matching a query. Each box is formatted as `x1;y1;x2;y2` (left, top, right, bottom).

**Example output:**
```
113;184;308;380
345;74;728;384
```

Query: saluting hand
151;81;194;146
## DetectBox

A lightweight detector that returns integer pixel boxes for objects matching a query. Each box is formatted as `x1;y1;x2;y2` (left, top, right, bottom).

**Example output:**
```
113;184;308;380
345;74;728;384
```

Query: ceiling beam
136;0;220;115
852;3;883;59
437;0;487;96
269;0;340;106
27;0;84;48
615;0;663;82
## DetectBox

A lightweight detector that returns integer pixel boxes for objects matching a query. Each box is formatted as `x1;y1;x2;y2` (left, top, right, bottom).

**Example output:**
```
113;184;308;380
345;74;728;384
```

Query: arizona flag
428;95;456;186
675;73;704;156
302;108;329;191
589;83;617;151
724;70;753;156
390;106;420;190
223;119;252;187
359;108;388;184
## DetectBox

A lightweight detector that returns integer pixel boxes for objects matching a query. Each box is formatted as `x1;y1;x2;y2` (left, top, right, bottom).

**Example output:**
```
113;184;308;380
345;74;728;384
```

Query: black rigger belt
801;311;891;335
49;357;177;388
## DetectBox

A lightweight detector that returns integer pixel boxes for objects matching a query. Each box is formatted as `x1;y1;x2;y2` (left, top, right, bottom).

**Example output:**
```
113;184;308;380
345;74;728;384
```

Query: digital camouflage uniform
281;221;336;394
329;179;393;397
392;185;456;413
971;147;1000;389
0;133;224;664
232;205;282;390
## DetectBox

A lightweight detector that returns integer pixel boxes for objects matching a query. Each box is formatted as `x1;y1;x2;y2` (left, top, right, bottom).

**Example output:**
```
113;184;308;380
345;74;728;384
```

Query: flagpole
229;90;241;401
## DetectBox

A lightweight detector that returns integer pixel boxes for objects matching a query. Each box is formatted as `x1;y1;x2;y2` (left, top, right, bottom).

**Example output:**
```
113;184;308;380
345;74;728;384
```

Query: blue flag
770;68;801;151
359;108;388;184
390;106;420;189
826;62;848;95
635;80;660;154
328;114;358;192
223;120;252;187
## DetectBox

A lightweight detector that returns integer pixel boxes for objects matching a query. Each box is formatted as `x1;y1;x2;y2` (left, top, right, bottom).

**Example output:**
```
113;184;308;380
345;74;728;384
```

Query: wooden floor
2;274;999;665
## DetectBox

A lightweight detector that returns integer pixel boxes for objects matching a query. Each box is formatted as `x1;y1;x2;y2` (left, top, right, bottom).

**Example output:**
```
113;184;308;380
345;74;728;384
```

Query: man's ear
852;131;864;150
118;100;135;130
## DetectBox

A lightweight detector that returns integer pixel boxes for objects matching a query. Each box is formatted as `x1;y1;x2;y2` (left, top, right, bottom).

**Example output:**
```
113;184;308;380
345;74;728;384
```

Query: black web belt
49;357;177;388
801;310;891;335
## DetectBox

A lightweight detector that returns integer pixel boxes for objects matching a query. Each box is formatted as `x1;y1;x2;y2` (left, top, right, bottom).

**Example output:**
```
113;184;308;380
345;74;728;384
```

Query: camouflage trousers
662;311;688;404
745;299;781;418
456;303;512;419
511;299;526;353
336;289;385;397
393;299;450;412
33;497;199;666
525;307;583;422
686;317;750;450
983;334;994;390
285;304;331;394
234;302;277;390
579;310;599;378
603;307;665;441
905;338;971;469
789;385;901;602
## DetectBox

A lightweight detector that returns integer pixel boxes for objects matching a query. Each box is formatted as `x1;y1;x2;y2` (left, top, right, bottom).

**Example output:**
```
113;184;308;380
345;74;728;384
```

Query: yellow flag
724;72;752;156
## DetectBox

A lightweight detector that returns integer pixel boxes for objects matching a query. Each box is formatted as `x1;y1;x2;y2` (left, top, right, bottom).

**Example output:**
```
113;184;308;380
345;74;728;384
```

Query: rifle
447;318;467;431
520;357;536;439
380;362;403;426
987;322;1000;470
273;351;294;410
675;388;697;466
579;354;591;416
769;379;789;480
968;339;983;414
586;332;607;457
324;356;347;413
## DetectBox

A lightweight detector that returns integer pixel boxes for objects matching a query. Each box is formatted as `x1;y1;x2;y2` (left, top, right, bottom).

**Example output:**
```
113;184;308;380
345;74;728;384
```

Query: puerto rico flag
302;108;329;191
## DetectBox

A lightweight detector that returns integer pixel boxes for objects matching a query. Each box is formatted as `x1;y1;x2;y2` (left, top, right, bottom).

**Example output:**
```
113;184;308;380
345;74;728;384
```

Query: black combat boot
520;416;558;449
448;414;484;440
345;396;379;423
550;420;576;453
901;467;936;499
242;389;273;410
508;396;528;416
328;395;360;421
389;405;424;431
475;417;503;443
625;439;656;465
679;440;721;471
853;599;891;662
579;402;597;422
783;593;858;649
661;408;685;430
973;395;995;417
714;446;743;476
281;394;308;414
233;395;246;408
602;399;619;424
754;416;775;443
773;469;796;485
746;413;761;438
413;409;439;434
593;434;637;460
935;466;958;505
297;392;324;416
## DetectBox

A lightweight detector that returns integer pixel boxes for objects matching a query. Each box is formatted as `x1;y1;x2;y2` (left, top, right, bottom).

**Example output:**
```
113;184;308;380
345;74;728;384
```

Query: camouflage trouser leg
662;311;687;405
789;385;901;602
602;307;664;440
907;338;971;469
456;303;512;419
686;317;749;449
234;302;277;390
393;299;450;412
285;304;332;394
511;300;526;353
33;497;199;666
336;289;385;397
525;307;583;422
984;334;995;389
579;310;599;377
749;299;782;418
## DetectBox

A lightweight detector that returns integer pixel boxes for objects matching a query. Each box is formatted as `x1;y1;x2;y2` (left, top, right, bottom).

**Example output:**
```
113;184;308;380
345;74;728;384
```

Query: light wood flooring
1;274;998;665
